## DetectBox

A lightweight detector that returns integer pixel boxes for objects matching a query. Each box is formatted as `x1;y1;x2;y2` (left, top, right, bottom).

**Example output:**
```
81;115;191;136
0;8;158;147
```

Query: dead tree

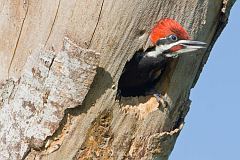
0;0;235;159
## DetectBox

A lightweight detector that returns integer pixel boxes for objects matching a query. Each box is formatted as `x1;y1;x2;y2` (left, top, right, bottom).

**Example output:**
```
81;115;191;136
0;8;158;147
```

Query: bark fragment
0;37;100;159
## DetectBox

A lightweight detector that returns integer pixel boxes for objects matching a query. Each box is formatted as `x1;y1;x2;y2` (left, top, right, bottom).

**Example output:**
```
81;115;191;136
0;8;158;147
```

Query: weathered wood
0;0;236;159
0;38;99;159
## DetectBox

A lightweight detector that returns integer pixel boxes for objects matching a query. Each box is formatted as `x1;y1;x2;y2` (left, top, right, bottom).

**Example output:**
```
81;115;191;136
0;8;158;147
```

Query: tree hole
117;46;166;100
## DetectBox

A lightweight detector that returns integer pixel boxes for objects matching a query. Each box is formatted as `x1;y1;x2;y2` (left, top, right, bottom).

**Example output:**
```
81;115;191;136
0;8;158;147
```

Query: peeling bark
0;0;236;159
0;38;99;159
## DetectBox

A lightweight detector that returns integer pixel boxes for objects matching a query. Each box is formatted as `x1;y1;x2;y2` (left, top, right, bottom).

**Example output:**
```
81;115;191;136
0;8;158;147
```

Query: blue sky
170;1;240;160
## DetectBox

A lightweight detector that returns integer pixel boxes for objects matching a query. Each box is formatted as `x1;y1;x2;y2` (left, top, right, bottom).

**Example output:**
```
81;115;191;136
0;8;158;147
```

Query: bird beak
163;40;206;58
176;40;206;54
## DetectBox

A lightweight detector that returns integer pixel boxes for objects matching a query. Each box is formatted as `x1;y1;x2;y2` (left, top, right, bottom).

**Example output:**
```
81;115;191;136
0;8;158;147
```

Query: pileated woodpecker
118;18;206;101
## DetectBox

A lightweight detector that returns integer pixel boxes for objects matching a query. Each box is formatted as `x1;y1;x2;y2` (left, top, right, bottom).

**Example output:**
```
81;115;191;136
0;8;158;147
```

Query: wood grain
0;0;235;159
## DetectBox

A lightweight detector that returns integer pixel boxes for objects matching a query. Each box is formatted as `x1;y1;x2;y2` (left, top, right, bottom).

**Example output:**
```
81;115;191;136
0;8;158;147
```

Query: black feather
118;50;169;97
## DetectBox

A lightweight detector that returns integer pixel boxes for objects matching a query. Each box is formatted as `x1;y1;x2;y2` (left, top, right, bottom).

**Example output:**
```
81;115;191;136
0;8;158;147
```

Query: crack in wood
44;0;61;47
7;0;29;78
46;54;56;79
87;0;105;48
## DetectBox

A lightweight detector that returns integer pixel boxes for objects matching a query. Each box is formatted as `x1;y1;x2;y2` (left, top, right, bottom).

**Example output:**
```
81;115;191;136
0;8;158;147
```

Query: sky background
170;1;240;160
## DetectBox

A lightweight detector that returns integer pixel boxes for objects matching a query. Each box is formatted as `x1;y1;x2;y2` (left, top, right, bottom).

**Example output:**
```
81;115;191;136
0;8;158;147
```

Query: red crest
150;18;190;45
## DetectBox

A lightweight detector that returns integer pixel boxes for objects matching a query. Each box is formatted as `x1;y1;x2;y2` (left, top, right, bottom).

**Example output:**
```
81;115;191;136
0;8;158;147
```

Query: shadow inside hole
116;47;170;105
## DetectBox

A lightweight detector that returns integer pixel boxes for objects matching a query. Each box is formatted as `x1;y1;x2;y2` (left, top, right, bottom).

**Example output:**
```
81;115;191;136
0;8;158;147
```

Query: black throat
117;48;170;97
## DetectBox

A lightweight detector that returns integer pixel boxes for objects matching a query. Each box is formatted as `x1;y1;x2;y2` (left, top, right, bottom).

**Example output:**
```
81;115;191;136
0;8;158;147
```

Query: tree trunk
0;0;235;159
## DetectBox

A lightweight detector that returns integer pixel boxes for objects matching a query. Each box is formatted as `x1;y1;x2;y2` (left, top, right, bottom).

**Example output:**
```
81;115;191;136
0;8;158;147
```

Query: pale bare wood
0;0;235;159
0;37;99;159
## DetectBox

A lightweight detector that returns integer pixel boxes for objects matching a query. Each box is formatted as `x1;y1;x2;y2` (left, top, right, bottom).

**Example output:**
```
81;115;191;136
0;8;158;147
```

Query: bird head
149;18;206;58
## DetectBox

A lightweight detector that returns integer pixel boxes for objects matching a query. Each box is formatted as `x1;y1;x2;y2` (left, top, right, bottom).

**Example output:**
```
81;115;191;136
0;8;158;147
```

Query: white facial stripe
145;50;160;58
164;53;178;58
156;40;191;53
146;40;184;58
146;40;205;58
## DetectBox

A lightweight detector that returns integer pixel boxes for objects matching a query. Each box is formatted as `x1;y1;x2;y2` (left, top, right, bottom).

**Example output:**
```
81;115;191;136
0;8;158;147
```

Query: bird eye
169;35;178;41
